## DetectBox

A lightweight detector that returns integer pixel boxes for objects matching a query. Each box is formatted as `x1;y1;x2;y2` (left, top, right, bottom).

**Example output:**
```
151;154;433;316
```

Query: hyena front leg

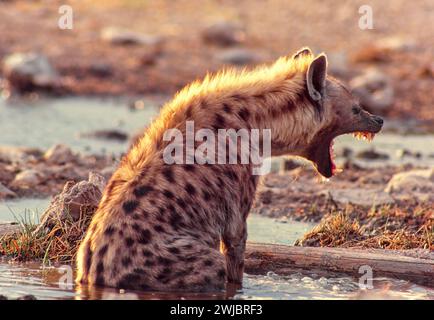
221;220;247;284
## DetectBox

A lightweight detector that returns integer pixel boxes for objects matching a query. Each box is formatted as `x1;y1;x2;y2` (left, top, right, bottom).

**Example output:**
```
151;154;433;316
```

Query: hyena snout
361;112;384;133
372;115;384;126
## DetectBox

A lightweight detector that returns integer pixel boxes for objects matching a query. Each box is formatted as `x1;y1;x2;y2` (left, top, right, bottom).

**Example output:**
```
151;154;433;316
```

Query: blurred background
0;0;433;123
0;0;433;300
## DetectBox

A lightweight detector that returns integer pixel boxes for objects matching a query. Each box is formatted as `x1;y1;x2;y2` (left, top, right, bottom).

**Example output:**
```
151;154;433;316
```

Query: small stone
356;148;389;160
101;27;163;46
129;99;146;111
11;169;44;187
376;37;416;52
324;188;394;206
352;46;391;63
44;144;76;164
0;163;15;184
79;129;128;142
16;295;37;300
202;22;246;47
88;63;113;78
417;62;434;79
350;69;394;114
395;149;421;159
266;271;279;279
385;168;434;202
0;182;16;199
275;216;289;224
216;48;262;66
2;52;60;92
0;146;42;163
280;159;300;172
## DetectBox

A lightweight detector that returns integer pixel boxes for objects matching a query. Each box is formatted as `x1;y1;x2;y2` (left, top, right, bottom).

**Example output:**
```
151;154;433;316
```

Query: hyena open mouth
329;131;376;175
311;127;381;179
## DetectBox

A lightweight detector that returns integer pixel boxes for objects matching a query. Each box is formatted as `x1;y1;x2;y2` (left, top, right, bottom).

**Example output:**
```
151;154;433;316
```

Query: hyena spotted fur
76;47;383;292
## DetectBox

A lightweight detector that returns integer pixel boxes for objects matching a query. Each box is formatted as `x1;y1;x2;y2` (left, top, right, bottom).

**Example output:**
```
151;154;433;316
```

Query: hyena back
76;47;383;292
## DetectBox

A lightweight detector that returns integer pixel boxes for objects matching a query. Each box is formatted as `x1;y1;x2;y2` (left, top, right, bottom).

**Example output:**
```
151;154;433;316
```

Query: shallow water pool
1;260;433;300
0;97;159;155
1;204;433;300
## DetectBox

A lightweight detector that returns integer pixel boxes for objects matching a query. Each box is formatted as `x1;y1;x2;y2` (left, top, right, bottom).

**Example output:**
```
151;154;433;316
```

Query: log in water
245;243;434;286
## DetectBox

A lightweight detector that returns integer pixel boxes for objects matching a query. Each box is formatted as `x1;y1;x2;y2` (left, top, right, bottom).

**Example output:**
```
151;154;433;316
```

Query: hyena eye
352;105;362;115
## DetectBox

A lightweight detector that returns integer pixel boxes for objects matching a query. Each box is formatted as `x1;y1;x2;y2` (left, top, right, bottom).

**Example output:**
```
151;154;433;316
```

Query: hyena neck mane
126;52;321;174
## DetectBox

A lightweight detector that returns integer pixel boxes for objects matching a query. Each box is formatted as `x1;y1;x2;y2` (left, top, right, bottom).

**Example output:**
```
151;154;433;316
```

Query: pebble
201;22;246;47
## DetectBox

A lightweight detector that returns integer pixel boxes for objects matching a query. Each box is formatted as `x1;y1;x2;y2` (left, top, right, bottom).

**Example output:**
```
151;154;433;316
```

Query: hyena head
292;48;384;178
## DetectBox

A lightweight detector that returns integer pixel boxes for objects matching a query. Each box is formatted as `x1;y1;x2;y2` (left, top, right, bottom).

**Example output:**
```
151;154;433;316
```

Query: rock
0;146;42;163
2;52;60;92
44;144;76;164
11;169;44;187
356;148;389;160
350;69;394;114
351;46;391;63
140;47;162;66
34;172;105;235
280;159;300;172
0;163;15;184
44;163;84;181
202;22;246;47
324;188;394;206
385;168;434;202
101;27;163;46
417;62;434;79
395;149;421;159
88;62;113;78
16;295;37;300
129;99;147;111
0;295;7;300
0;182;16;199
351;38;415;63
376;37;416;52
79;129;128;142
216;48;262;66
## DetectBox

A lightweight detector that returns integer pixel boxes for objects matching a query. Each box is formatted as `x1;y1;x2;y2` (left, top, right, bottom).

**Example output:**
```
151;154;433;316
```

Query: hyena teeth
353;132;375;142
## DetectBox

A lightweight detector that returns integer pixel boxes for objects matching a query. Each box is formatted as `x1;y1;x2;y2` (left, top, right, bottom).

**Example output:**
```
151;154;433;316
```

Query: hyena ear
306;54;328;102
292;47;313;60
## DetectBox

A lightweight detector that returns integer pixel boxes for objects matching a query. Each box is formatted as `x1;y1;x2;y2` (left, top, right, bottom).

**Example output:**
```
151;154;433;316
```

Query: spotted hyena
76;47;383;292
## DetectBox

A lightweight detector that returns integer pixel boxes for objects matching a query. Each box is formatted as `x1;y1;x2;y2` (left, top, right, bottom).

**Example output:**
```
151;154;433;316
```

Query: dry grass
0;210;92;264
295;212;364;247
296;202;433;250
